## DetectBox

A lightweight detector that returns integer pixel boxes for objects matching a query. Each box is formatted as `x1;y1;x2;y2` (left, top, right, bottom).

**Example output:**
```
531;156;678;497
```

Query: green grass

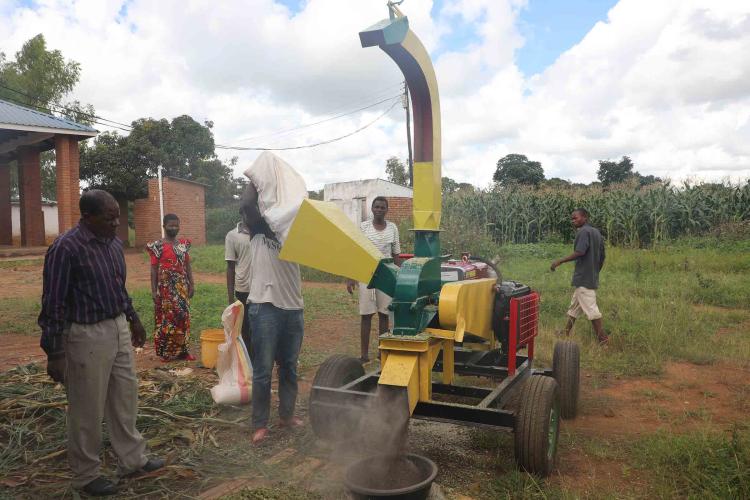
131;283;355;368
188;244;227;274
480;470;567;499
131;283;230;338
630;426;750;498
0;259;41;269
0;297;40;335
499;240;750;376
189;244;341;282
301;286;356;321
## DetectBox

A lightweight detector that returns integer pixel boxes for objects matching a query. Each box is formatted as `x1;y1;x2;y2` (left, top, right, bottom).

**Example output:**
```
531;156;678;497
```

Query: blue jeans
248;302;304;429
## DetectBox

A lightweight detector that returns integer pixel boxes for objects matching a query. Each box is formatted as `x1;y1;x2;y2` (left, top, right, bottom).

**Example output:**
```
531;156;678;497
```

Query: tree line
384;153;663;192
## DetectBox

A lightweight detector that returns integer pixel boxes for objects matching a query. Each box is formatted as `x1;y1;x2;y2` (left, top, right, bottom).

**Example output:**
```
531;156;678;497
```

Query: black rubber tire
514;375;561;477
309;354;365;441
553;340;580;419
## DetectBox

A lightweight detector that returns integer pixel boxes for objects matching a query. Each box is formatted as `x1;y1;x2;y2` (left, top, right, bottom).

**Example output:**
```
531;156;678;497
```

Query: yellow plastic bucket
200;329;225;369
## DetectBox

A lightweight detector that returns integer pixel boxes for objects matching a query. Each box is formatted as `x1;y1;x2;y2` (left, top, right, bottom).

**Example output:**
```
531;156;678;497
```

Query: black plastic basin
344;453;438;500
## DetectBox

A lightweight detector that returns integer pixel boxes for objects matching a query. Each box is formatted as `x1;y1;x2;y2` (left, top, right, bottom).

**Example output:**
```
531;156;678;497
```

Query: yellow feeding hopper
280;199;384;284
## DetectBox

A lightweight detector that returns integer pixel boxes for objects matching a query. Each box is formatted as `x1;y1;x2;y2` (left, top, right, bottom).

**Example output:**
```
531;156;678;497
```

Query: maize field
443;180;750;247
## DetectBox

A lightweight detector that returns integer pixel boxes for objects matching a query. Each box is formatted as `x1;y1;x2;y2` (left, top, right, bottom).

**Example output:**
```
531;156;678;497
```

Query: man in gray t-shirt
550;208;608;344
225;218;253;350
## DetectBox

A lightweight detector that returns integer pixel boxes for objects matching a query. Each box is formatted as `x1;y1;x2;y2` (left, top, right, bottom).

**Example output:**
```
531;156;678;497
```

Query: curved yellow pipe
360;14;442;230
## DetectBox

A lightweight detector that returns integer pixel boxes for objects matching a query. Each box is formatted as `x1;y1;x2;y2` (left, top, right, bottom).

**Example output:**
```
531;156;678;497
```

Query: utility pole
403;81;413;187
157;165;165;238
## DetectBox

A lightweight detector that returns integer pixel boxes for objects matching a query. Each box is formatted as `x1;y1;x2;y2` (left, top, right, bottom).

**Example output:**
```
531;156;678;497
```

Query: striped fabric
360;219;401;258
38;223;135;355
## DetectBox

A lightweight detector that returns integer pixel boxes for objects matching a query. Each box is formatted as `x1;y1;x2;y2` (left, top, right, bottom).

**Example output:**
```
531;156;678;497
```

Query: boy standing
346;196;401;362
550;208;608;344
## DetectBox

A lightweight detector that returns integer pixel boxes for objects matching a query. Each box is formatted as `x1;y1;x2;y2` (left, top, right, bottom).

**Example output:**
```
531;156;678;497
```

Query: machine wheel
514;375;560;477
309;354;365;441
553;340;580;419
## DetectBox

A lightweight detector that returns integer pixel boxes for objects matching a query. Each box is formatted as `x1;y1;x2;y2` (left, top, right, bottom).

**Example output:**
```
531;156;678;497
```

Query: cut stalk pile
0;363;248;499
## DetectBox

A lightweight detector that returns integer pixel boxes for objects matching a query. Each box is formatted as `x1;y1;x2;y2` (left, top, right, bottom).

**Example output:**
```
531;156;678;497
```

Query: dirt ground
2;252;749;498
554;361;750;494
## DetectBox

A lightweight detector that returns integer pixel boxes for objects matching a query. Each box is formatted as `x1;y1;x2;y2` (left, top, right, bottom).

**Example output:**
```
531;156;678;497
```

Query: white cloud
0;0;747;189
439;0;750;185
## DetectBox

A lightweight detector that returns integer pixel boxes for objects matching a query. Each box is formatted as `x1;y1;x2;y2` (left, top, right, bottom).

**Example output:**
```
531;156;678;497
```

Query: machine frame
311;352;551;431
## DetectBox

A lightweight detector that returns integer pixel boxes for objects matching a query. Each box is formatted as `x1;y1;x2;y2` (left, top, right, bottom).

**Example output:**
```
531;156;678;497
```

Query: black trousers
234;291;253;360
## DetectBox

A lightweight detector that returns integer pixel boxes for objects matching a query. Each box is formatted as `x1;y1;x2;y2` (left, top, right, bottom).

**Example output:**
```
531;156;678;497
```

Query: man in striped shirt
346;196;401;362
38;190;163;496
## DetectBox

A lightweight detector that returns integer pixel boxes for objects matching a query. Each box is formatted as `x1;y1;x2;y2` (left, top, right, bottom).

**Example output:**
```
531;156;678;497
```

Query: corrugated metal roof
0;98;97;134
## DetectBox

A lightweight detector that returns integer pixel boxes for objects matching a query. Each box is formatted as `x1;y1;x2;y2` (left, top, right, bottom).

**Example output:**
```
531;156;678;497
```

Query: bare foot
278;416;304;429
251;428;269;445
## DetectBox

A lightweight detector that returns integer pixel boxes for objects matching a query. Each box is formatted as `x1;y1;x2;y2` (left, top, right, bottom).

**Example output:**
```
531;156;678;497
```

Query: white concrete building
11;200;58;239
324;179;413;224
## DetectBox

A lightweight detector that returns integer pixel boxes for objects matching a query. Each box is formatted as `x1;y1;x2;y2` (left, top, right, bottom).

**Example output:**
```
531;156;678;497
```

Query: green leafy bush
206;205;241;243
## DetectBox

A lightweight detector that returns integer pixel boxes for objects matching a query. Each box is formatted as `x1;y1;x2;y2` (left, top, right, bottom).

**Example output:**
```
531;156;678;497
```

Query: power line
0;80;403;151
215;97;400;151
311;80;404;115
0;81;134;131
231;92;401;144
0;91;134;133
219;80;403;143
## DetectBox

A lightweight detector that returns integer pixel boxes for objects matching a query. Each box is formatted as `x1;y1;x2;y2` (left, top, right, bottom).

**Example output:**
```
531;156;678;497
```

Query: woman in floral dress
146;213;195;361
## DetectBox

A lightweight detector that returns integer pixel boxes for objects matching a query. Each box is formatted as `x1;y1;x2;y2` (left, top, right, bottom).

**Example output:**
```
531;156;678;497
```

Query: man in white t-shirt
241;182;305;446
346;196;401;362
225;214;253;350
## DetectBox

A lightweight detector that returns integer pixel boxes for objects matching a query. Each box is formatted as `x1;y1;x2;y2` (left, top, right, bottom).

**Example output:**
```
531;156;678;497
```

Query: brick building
324;178;413;225
0;99;97;247
383;195;412;223
133;177;207;247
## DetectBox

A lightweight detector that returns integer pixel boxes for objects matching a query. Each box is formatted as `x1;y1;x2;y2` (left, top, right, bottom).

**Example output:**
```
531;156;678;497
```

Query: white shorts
358;283;391;316
567;287;602;321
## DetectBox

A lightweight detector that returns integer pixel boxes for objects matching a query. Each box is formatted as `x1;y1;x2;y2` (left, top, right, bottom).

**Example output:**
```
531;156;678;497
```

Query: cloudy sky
1;0;748;189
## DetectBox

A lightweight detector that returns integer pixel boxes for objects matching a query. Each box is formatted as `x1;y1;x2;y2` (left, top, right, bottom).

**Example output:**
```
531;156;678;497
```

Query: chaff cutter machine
280;4;580;476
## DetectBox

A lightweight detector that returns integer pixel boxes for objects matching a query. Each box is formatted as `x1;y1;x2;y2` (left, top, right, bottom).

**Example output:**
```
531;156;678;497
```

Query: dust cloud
340;385;423;490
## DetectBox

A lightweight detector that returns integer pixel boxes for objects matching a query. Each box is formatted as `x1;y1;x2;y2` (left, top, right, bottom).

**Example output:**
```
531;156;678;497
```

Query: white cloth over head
243;151;308;245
